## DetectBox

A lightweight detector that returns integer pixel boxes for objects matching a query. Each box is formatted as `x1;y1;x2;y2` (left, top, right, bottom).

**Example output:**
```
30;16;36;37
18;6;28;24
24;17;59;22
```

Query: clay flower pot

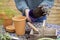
0;13;6;19
3;17;13;28
6;25;15;32
12;16;26;36
37;38;55;40
0;14;3;19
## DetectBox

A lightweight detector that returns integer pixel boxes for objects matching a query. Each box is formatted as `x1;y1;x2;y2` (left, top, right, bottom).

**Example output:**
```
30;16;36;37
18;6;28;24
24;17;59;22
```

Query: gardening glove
39;5;50;15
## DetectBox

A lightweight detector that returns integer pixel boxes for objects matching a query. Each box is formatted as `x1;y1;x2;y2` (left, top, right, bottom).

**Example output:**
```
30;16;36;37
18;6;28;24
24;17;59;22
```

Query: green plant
4;7;20;19
0;8;20;25
0;0;20;25
0;33;11;40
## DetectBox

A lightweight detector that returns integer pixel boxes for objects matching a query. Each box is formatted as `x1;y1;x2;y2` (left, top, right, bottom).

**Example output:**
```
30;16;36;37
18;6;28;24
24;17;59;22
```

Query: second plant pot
12;16;26;36
3;17;13;28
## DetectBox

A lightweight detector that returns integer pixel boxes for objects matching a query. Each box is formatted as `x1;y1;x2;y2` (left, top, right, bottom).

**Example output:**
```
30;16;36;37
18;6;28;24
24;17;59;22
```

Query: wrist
25;8;30;13
25;8;30;17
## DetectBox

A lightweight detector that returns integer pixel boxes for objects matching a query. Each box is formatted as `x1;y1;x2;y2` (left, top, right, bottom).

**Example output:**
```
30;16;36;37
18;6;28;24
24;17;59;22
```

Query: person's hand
25;9;32;22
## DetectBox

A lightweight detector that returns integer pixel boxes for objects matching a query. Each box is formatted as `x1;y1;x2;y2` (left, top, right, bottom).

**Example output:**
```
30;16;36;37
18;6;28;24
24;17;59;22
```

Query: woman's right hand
25;9;32;22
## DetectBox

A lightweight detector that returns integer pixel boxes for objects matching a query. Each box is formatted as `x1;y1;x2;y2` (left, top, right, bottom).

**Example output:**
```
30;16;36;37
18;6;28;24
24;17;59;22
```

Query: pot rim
37;38;55;40
12;16;26;21
3;18;12;20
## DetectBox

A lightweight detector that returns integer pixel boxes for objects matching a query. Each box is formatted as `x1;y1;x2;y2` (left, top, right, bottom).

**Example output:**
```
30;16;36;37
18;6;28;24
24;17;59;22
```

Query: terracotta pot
37;38;55;40
3;18;13;28
12;16;26;36
0;14;2;19
0;13;5;19
6;25;15;32
0;12;6;18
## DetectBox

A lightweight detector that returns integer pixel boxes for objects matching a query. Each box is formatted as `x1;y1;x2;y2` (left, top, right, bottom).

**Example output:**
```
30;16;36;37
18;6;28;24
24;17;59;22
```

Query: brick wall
8;0;22;14
47;0;60;25
0;0;22;14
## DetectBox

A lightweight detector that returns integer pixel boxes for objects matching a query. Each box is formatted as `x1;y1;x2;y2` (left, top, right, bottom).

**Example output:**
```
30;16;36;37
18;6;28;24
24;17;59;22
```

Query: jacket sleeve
14;0;29;12
39;0;54;8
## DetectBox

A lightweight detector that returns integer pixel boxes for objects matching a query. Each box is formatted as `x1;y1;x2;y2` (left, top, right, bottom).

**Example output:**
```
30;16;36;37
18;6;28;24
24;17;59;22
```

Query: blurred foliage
0;0;20;25
0;33;11;40
4;7;19;18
